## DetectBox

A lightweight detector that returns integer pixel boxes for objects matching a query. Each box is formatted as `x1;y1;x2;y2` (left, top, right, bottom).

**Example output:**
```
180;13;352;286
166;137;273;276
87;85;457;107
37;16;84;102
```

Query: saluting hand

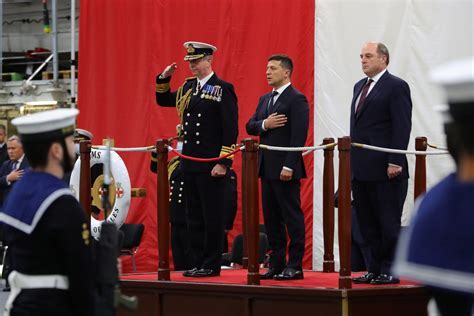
161;62;178;78
264;113;287;130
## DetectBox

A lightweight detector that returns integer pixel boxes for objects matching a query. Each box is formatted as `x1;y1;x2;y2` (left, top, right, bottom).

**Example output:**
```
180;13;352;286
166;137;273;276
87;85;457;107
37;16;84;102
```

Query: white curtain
313;0;474;270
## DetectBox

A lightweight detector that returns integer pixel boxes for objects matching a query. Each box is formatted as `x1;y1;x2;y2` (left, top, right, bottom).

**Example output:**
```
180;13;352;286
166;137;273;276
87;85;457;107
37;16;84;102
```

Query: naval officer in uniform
0;109;94;315
155;41;238;277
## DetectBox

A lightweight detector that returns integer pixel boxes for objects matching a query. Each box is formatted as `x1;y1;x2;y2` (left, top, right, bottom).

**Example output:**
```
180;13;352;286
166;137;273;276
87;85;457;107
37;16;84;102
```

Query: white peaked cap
12;108;79;142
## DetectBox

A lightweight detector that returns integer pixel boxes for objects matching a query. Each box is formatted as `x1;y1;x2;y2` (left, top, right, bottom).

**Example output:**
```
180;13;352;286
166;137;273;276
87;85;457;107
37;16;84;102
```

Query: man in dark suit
155;41;238;277
0;135;30;290
0;135;30;204
246;54;309;280
0;125;9;206
350;42;412;285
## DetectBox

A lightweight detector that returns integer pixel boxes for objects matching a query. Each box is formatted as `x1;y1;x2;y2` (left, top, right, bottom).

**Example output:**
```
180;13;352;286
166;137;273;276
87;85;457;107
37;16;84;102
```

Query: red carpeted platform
119;269;429;316
121;269;416;289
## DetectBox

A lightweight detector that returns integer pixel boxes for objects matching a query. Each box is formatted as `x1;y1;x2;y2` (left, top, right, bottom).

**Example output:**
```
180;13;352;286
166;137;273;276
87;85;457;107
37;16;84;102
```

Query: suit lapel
271;85;292;114
351;82;365;115
187;80;200;111
19;159;27;170
355;71;390;121
263;93;272;117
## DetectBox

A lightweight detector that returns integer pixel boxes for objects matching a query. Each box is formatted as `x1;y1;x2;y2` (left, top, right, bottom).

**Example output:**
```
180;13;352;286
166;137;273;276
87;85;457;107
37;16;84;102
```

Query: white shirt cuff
261;120;267;131
283;166;293;172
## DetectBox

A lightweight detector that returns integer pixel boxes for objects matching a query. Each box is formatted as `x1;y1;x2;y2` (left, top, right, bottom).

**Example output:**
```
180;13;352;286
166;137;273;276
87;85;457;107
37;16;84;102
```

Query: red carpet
121;269;418;289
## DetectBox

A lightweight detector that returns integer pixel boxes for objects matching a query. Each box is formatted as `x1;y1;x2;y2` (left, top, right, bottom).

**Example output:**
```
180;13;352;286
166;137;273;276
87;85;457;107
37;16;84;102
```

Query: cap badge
187;44;195;54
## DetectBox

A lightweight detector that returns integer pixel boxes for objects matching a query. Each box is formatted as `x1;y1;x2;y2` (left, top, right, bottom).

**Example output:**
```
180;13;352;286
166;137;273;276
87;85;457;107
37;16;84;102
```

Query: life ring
69;149;131;239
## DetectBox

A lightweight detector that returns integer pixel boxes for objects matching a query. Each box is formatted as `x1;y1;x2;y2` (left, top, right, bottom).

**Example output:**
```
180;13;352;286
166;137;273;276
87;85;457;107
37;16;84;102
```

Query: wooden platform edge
118;279;430;316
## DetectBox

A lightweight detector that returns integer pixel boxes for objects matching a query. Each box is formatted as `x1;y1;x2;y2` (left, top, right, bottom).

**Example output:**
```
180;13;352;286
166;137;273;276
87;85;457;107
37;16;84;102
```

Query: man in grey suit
246;54;309;280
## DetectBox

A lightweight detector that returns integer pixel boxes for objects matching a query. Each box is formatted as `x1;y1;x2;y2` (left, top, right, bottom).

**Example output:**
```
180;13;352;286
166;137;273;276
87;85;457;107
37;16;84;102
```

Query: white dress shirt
354;68;387;108
197;72;214;89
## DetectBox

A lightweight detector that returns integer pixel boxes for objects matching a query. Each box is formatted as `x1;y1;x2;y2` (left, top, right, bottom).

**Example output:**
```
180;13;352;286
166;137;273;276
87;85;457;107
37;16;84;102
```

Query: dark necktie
355;79;373;115
12;160;18;171
267;91;279;113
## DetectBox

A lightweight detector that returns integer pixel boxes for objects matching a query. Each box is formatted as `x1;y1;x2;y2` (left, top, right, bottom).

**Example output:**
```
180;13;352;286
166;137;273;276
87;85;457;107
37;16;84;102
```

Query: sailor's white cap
430;56;474;123
74;128;94;141
430;56;474;104
12;108;79;142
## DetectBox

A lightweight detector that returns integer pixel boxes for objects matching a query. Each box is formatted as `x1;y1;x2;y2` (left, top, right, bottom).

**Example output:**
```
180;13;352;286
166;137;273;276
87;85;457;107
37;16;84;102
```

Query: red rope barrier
168;146;242;162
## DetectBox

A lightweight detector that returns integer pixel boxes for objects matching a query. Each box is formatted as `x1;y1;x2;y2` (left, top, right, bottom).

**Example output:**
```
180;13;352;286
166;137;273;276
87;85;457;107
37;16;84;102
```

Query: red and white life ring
69;149;131;239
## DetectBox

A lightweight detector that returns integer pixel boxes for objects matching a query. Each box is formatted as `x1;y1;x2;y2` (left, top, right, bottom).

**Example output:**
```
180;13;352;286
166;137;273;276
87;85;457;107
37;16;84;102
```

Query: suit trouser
351;206;370;271
171;224;192;271
184;172;225;272
352;178;408;275
261;179;305;270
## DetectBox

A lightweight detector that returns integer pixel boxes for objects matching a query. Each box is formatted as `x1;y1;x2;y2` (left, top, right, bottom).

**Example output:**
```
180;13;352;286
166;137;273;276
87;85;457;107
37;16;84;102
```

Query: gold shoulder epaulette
184;76;196;82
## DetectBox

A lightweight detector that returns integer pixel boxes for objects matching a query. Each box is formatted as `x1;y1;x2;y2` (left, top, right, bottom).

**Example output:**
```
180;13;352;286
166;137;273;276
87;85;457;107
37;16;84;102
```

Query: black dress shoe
352;272;378;284
193;268;220;277
182;267;199;277
259;268;283;280
370;274;400;285
273;268;304;280
2;287;10;292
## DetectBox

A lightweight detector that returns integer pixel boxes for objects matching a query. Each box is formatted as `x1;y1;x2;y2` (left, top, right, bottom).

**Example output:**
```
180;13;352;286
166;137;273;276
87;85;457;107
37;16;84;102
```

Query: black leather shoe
352;272;378;284
273;268;304;280
259;268;283;280
193;268;220;277
370;274;400;285
182;267;199;277
2;287;10;292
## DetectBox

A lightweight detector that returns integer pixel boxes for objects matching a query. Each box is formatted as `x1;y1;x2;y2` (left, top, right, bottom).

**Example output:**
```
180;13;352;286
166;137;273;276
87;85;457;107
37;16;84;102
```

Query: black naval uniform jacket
150;153;238;228
150;154;186;225
155;73;239;172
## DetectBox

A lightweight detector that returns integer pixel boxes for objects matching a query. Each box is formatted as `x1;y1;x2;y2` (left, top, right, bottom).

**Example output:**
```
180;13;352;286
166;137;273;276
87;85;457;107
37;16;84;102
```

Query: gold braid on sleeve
156;82;171;93
167;156;180;181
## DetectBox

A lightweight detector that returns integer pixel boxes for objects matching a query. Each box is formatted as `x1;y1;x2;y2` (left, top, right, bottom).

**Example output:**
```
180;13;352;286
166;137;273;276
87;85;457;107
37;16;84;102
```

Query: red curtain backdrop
79;0;315;272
